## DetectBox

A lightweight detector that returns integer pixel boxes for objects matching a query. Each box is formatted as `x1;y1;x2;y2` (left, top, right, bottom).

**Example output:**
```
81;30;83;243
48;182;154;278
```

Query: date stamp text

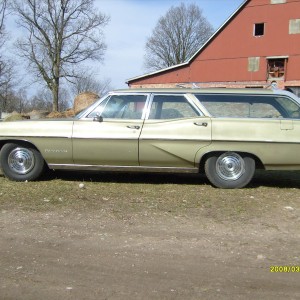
270;266;300;273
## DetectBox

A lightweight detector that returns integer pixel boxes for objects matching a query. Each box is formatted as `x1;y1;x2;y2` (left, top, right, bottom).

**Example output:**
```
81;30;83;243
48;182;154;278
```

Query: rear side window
148;95;200;119
276;97;300;118
195;94;300;119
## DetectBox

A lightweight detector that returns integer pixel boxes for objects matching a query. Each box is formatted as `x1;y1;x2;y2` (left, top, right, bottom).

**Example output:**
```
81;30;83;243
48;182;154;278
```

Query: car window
195;94;299;118
87;94;147;119
249;102;282;118
148;95;200;119
275;97;300;118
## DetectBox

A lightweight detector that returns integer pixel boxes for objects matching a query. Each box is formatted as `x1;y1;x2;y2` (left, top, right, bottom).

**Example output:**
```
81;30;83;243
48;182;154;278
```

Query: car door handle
127;125;140;129
194;122;208;127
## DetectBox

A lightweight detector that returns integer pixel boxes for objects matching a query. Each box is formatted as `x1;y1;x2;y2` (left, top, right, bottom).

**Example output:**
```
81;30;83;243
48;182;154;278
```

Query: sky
94;0;245;89
5;0;245;95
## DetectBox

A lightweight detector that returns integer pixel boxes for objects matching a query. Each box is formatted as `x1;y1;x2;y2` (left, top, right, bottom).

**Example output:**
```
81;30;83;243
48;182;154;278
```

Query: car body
1;87;300;188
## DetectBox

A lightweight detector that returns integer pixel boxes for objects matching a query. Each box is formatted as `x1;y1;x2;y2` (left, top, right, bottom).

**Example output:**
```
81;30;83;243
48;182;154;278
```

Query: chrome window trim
187;93;212;117
75;89;300;121
194;92;300;119
275;89;300;105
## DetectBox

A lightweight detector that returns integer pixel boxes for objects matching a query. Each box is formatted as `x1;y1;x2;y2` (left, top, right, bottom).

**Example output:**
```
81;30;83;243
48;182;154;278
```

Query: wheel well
0;140;48;172
0;140;41;154
199;151;264;173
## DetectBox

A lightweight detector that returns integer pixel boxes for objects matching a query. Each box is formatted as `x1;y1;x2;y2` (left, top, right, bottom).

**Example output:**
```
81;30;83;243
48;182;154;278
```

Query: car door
139;94;212;169
72;94;148;166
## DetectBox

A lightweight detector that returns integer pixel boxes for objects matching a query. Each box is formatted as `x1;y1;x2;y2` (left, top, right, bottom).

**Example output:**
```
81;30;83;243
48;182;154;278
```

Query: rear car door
139;94;212;169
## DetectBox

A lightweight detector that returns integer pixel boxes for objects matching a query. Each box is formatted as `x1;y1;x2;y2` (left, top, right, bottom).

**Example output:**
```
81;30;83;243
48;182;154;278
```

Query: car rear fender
198;150;264;173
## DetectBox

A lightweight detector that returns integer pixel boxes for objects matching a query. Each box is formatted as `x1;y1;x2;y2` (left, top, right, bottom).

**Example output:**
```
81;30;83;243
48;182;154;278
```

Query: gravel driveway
0;171;300;299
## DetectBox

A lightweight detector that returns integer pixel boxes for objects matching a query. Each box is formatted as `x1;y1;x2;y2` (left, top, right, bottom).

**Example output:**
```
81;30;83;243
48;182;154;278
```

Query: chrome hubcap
8;148;35;175
216;152;245;181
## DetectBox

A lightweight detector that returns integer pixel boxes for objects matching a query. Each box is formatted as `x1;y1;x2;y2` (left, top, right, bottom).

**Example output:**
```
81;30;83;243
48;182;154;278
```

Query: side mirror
93;114;103;122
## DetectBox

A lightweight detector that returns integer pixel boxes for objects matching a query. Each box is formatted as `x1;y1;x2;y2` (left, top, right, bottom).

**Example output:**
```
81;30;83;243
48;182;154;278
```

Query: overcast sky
95;0;245;89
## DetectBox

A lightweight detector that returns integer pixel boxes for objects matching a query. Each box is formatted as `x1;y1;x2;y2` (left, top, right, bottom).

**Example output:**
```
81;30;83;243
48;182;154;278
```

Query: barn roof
126;0;249;85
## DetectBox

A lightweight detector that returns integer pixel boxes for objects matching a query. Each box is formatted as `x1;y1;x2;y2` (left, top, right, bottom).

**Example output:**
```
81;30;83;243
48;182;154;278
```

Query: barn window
248;57;260;72
289;19;300;34
254;23;265;36
267;58;287;79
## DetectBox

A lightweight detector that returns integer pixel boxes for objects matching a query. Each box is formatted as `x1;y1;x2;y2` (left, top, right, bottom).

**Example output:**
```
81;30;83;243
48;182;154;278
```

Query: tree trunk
13;0;109;111
52;79;59;111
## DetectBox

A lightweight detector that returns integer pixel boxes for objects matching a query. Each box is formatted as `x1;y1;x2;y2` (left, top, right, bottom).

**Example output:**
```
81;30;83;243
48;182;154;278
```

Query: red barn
127;0;300;96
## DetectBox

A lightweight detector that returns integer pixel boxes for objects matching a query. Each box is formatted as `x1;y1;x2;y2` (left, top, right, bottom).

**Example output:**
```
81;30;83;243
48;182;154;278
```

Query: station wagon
1;88;300;188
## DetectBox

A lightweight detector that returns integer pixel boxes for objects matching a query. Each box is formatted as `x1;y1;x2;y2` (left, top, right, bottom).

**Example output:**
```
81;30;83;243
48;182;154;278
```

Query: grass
1;170;300;224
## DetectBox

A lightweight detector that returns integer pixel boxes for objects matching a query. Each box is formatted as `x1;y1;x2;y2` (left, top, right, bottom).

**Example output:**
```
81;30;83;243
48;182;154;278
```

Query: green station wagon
1;88;300;188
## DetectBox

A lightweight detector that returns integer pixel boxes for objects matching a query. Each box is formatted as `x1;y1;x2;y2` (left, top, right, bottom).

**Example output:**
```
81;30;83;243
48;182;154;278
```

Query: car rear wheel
0;143;45;181
204;152;255;189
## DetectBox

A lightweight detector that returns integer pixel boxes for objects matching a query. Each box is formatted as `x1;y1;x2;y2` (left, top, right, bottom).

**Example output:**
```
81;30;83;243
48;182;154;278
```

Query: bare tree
28;87;71;113
0;61;15;111
70;68;112;98
0;0;12;117
13;0;110;111
0;0;7;40
144;3;214;71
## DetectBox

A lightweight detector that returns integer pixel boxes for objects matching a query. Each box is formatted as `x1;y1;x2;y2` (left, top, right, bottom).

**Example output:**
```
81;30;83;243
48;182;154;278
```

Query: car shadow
250;170;300;189
45;170;209;186
44;169;300;189
2;169;300;188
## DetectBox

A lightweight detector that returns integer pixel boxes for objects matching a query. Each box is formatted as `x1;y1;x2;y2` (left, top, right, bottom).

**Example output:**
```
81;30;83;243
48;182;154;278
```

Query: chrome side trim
139;138;210;142
48;164;199;173
72;137;137;141
0;136;71;141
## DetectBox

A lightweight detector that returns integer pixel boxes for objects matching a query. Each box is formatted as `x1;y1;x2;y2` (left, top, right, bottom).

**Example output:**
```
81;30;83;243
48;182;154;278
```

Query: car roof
76;87;300;119
112;87;275;95
110;87;300;103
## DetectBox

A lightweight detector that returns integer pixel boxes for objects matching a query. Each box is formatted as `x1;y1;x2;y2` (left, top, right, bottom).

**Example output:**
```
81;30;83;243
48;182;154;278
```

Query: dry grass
3;113;29;121
1;170;300;223
46;109;75;118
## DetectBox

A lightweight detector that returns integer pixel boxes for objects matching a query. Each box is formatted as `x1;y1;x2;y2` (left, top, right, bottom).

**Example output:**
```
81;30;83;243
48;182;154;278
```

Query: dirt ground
0;171;299;299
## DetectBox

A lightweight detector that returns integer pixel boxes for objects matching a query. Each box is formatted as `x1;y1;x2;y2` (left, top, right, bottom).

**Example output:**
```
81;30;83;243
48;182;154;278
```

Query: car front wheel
0;143;45;181
204;152;255;189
